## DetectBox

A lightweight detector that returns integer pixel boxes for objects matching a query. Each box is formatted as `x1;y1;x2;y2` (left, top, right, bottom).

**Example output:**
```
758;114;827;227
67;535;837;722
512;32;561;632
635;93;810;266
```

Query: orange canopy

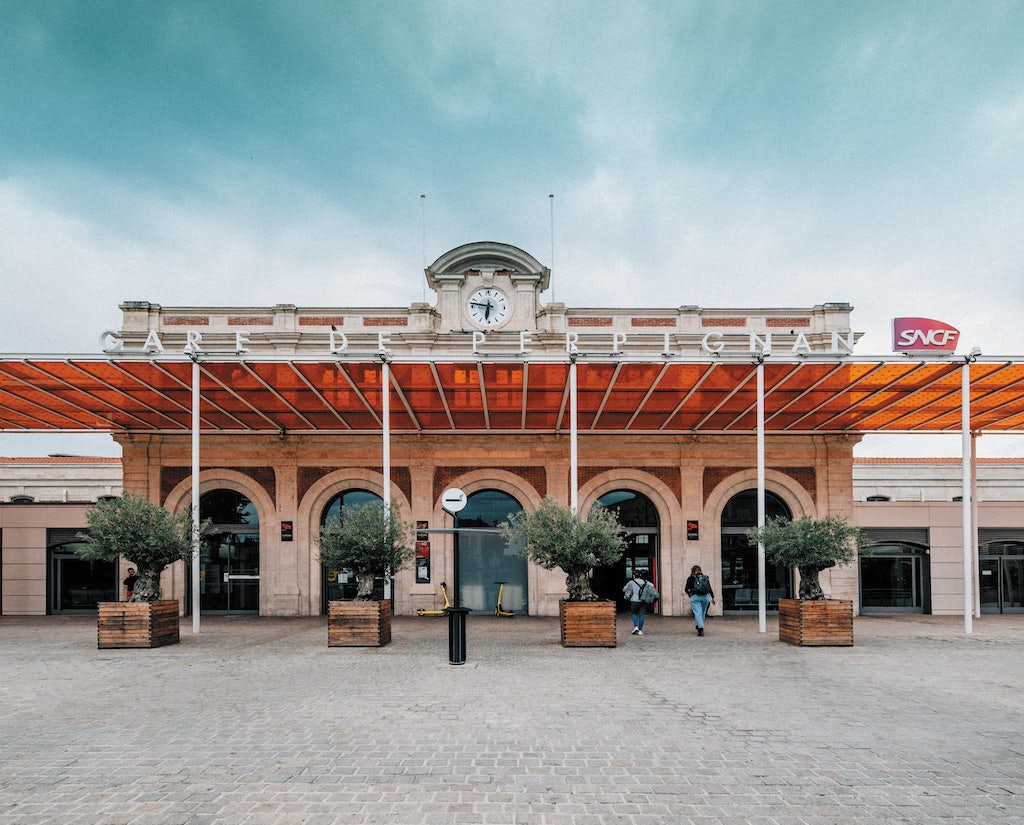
1;356;1022;435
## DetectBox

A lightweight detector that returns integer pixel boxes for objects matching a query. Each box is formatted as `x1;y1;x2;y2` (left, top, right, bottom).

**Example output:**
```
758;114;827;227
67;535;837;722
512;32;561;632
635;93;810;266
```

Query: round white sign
441;487;468;514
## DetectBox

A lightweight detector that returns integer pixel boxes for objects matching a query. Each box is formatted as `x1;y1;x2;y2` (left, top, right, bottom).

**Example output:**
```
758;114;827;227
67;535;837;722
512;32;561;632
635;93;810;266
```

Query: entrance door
198;490;259;615
454;490;527;613
49;543;117;613
589;490;660;611
200;531;260;613
980;556;1024;614
720;489;792;612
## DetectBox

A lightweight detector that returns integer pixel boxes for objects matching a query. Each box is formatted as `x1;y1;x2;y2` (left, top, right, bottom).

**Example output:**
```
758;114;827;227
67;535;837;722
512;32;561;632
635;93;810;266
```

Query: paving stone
1;613;1023;824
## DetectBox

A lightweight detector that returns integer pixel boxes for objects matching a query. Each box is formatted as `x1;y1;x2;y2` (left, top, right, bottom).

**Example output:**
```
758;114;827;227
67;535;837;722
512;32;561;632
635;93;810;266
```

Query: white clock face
467;287;511;327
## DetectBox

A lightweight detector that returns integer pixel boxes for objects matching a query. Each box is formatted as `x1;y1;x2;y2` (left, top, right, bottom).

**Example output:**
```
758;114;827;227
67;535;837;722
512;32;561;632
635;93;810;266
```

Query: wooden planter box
328;600;392;647
778;598;853;646
559;599;616;648
97;600;180;649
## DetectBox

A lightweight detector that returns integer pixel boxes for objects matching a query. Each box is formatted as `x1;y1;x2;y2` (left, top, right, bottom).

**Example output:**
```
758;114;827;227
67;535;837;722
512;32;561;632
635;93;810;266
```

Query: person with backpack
623;569;656;636
684;564;715;637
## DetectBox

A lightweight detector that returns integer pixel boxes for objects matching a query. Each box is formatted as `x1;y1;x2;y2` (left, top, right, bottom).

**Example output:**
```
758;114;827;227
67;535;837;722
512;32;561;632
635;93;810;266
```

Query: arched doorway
454;489;526;613
199;490;259;614
320;488;383;612
720;489;792;612
859;542;931;613
590;490;660;611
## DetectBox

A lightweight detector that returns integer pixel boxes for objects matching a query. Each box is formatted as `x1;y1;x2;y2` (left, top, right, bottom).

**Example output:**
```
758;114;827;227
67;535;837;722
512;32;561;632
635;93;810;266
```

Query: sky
1;0;1022;458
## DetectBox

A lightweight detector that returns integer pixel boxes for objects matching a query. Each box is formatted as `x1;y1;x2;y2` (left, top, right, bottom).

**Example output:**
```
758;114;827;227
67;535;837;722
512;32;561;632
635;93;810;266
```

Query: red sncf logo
892;317;960;351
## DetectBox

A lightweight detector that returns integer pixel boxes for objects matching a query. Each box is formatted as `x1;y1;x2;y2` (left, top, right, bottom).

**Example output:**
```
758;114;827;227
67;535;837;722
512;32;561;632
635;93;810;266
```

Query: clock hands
470;300;494;320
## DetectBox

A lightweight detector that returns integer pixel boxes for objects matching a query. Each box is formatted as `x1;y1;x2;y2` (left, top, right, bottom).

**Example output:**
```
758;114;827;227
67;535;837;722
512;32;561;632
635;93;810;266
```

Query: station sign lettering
892;318;960;352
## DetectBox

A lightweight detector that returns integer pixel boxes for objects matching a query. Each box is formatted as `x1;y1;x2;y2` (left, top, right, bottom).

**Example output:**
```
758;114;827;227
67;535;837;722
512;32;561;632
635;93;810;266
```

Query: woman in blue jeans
622;570;650;635
684;564;716;637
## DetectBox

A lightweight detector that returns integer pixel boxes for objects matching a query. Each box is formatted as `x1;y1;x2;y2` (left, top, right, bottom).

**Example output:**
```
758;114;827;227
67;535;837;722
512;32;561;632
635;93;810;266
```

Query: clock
467;287;511;327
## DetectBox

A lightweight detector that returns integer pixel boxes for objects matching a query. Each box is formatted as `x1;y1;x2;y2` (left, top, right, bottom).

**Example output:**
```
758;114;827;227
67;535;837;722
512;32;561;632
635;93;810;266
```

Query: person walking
684;564;715;636
623;569;650;636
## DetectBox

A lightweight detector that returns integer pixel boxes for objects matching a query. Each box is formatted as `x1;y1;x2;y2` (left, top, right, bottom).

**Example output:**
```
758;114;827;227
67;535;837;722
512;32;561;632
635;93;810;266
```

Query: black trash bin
445;606;470;665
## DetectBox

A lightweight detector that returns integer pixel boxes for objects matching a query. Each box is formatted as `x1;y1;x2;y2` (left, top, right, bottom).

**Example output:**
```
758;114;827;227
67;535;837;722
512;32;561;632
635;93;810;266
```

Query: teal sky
1;1;1022;456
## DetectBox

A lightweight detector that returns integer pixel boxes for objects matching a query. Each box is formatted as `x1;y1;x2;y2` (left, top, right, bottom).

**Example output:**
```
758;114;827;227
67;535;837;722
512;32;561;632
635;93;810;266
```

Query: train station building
1;242;1022;622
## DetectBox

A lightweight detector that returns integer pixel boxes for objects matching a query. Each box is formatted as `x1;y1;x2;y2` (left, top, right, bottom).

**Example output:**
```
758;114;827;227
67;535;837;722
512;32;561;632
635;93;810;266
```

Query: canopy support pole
569;355;578;514
757;357;766;634
381;356;392;601
972;432;981;617
381;357;391;501
190;356;201;635
961;359;973;635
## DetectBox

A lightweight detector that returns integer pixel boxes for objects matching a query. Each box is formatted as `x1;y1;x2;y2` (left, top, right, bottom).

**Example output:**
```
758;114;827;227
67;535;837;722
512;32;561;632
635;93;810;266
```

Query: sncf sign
892;317;960;352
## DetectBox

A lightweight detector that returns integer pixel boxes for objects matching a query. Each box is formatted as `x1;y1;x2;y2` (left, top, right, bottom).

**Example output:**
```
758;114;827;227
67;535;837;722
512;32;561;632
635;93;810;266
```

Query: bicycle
494;581;514;618
415;581;451;616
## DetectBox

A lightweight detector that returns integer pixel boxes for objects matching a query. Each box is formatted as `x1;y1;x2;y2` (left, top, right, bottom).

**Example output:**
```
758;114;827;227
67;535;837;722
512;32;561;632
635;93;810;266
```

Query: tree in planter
501;496;627;601
747;514;869;600
75;492;195;602
317;499;414;600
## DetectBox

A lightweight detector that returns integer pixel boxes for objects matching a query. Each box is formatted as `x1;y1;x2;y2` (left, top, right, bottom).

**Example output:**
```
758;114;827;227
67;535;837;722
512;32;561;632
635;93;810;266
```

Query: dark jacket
684;575;715;598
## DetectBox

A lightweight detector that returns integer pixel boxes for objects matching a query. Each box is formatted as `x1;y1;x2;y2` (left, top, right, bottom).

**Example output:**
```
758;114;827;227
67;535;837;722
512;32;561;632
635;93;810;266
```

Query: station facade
112;242;863;619
2;242;1021;620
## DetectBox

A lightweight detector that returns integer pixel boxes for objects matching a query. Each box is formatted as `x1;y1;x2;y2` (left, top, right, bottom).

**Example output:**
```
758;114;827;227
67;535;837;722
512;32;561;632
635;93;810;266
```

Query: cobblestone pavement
1;612;1023;825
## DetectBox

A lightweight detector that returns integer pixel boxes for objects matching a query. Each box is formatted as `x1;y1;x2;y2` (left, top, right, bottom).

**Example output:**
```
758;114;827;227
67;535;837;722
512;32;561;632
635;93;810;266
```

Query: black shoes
697;627;704;637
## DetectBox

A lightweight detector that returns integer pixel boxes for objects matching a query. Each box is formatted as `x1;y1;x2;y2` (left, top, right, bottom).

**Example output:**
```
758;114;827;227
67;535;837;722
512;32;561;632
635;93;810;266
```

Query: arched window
590;490;660;610
199;490;259;614
320;489;383;607
454;489;526;613
720;489;792;611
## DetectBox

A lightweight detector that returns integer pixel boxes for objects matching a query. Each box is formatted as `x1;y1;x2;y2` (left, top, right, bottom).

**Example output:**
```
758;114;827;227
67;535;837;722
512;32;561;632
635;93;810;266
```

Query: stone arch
164;469;276;615
297;468;413;614
579;469;681;613
426;241;549;286
704;468;814;528
703;469;814;610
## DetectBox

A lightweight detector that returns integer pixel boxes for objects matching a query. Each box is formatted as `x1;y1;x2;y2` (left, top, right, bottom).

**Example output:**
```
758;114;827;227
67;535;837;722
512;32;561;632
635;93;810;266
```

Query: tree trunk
354;573;376;601
131;564;164;603
565;568;597;601
797;566;825;600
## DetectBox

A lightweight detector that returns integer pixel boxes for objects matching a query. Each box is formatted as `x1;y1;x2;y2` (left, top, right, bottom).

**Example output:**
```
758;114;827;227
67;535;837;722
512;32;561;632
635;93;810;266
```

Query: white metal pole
381;357;392;600
381;358;391;501
961;361;973;635
191;357;201;635
971;432;981;617
569;357;578;514
757;358;766;634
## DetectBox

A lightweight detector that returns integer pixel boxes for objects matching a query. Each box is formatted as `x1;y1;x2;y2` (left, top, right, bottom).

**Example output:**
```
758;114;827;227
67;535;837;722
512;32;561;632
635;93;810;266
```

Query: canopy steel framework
3;352;1022;635
2;355;1023;436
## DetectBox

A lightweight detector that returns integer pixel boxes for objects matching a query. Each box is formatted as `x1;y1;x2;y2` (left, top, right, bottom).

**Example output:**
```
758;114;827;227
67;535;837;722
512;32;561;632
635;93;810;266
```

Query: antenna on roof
549;194;555;302
420;194;427;303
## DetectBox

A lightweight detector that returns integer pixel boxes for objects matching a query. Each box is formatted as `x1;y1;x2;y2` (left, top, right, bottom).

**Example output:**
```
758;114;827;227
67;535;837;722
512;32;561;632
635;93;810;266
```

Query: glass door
980;556;1024;614
200;531;260;613
859;543;928;613
49;545;116;613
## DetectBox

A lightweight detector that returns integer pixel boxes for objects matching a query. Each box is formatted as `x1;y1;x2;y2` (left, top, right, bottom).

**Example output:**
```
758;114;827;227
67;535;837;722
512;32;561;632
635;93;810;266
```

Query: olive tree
501;496;627;602
317;499;414;601
75;492;195;603
747;515;869;600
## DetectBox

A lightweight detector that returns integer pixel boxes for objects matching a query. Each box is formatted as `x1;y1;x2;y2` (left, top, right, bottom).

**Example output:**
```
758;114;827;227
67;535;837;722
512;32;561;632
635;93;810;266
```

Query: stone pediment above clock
425;242;551;331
